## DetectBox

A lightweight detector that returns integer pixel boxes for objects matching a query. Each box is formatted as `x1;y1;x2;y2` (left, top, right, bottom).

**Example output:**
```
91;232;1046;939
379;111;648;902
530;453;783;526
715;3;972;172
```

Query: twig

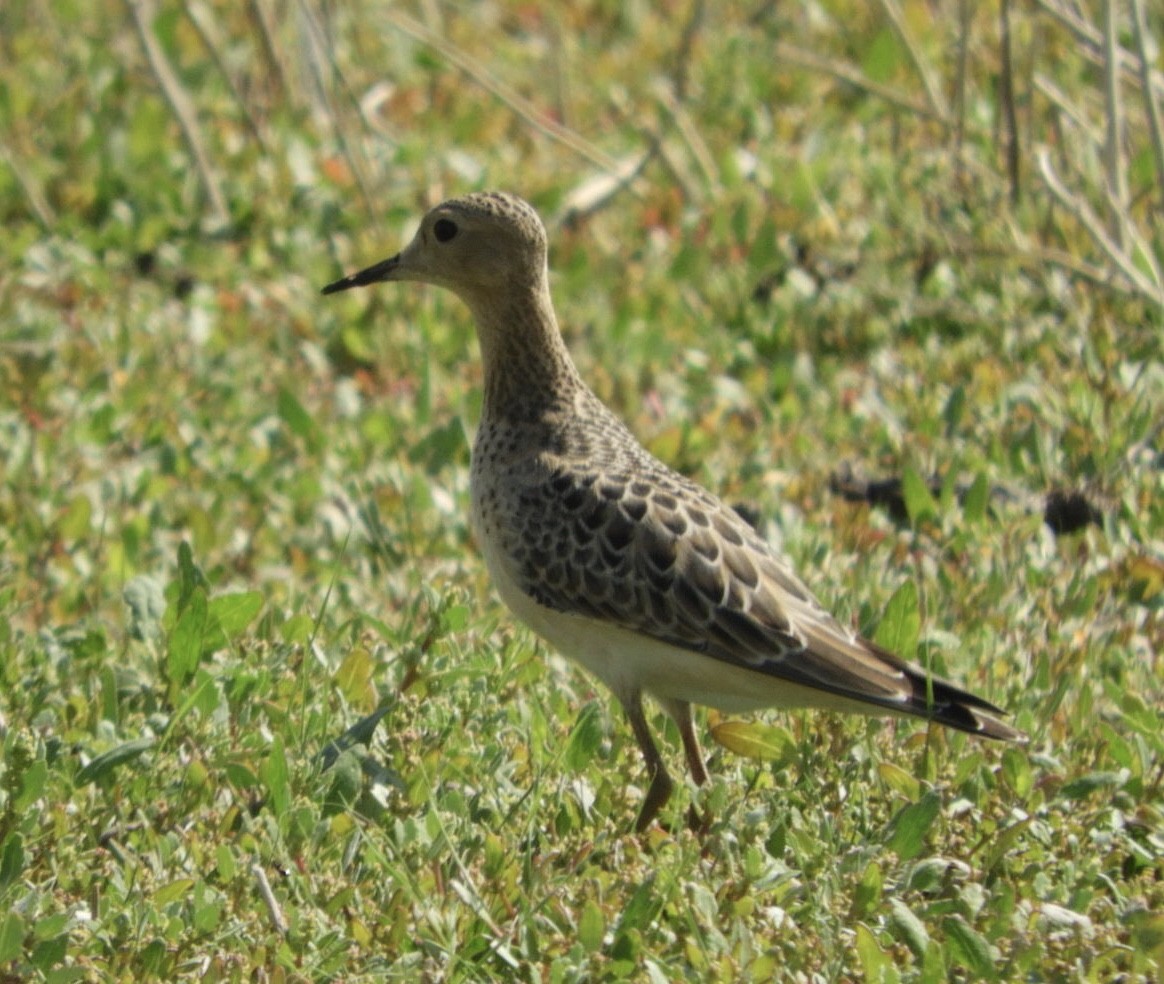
384;10;622;175
554;150;654;227
1100;0;1128;249
183;0;268;150
1033;74;1104;147
654;81;720;196
1129;0;1164;213
251;863;288;935
877;0;948;124
124;0;230;228
607;88;697;203
1035;0;1164;98
0;140;55;229
1037;149;1163;304
294;0;378;218
672;0;706;103
999;0;1021;204
772;41;950;129
953;0;971;172
248;0;290;100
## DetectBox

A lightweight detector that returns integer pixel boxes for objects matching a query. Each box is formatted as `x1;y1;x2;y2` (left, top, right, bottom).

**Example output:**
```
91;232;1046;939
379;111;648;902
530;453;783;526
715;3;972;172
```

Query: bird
322;191;1025;832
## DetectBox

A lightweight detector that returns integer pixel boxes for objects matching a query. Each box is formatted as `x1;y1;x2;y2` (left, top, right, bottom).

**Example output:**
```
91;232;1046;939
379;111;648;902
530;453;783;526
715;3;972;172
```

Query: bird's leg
622;692;673;832
661;698;711;834
662;698;709;787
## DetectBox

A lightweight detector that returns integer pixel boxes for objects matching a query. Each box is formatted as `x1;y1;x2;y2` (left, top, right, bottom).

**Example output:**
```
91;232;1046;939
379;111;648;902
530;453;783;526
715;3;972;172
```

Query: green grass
1;1;1162;980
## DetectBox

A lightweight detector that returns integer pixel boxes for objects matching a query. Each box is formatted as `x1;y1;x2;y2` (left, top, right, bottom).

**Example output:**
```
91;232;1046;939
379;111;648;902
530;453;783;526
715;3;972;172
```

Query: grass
1;1;1162;980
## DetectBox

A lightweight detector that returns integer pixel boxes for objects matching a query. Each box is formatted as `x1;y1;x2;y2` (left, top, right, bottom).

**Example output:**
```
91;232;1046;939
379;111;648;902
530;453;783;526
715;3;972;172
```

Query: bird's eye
433;219;458;243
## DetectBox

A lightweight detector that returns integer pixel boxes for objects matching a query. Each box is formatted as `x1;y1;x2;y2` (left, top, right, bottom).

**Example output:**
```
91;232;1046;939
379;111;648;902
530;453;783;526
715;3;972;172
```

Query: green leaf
261;736;290;816
942;385;965;433
1000;747;1032;798
335;647;377;710
124;575;166;641
280;612;315;645
277;386;321;452
14;758;47;812
58;494;91;542
0;910;24;963
851;862;883;919
710;718;796;762
175;541;209;617
616;876;662;934
862;28;904;84
902;467;938;525
962;472;990;523
578;899;606;953
207;591;263;641
153;878;194;907
0;834;25;890
887;789;941;860
408;417;468;472
168;586;208;684
1059;771;1125;801
855;922;897;983
873;580;920;658
888;897;930;959
943;915;997;980
76;737;156;786
878;761;921;799
215;845;237;882
564;702;604;772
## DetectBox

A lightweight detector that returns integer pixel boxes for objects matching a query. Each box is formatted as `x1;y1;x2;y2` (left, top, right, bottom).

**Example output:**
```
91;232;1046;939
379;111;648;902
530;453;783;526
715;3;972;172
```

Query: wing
504;460;1021;740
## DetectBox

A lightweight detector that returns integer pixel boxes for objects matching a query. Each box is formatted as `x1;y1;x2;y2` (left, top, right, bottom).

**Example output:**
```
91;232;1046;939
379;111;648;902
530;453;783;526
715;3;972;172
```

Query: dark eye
433;219;458;243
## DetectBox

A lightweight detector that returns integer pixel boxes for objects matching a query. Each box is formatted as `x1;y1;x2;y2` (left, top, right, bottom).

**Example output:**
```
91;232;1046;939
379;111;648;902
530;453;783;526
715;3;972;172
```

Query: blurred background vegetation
0;1;1161;980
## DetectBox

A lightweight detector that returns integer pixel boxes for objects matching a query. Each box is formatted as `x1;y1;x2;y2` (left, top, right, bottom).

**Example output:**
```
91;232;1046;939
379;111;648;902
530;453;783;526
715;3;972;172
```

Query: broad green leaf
902;467;938;525
578;899;606;953
943;915;997;980
855;923;896;983
175;541;208;617
261;736;290;816
851;862;883;919
153;878;194;907
1124;554;1164;602
1059;771;1125;801
215;845;237;881
873;580;920;658
208;591;263;640
168;586;207;683
616;876;662;934
564;702;604;772
888;897;930;959
14;759;48;812
335;647;377;711
710;718;796;762
887;789;941;860
878;761;921;799
942;385;965;433
277;386;321;451
0;834;25;890
280;612;315;645
58;494;91;542
76;737;156;786
0;911;24;963
962;472;990;523
862;28;904;84
1000;747;1032;798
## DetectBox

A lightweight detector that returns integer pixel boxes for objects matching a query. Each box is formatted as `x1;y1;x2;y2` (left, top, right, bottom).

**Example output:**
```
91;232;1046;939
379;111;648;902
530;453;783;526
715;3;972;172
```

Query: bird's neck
466;280;584;422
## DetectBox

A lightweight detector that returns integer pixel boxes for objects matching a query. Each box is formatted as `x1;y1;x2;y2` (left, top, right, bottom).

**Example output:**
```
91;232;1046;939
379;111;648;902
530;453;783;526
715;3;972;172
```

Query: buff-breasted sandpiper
323;191;1024;831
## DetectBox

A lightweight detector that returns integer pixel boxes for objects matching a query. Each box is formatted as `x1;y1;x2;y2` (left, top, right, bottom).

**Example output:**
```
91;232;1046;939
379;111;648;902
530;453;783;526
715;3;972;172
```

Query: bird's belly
474;524;882;717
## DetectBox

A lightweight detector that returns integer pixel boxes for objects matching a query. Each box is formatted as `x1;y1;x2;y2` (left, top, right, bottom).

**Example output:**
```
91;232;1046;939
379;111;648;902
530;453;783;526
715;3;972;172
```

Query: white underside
479;528;897;719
